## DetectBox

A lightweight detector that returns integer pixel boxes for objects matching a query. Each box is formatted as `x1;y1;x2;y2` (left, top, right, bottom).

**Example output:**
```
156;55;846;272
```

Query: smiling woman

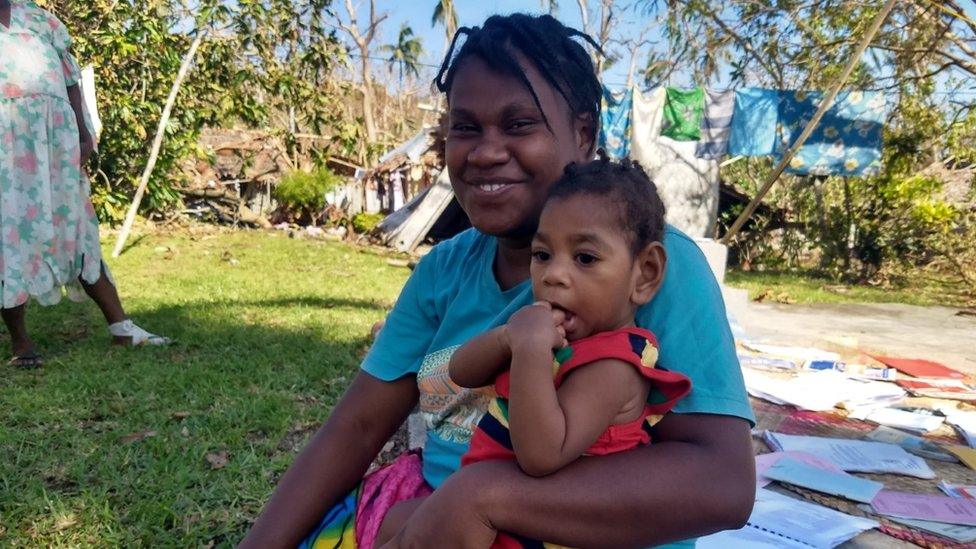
243;13;755;549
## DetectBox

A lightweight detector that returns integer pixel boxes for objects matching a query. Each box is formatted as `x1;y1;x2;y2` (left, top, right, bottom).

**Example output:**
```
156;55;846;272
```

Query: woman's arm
394;413;755;548
509;357;645;477
65;84;93;165
240;372;419;548
448;326;511;388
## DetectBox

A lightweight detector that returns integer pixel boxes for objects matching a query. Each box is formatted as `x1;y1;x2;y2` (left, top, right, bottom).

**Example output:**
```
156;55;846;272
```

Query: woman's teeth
478;183;511;192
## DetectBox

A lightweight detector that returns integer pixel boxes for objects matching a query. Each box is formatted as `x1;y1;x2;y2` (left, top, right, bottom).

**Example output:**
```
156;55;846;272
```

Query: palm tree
431;0;457;46
380;24;424;82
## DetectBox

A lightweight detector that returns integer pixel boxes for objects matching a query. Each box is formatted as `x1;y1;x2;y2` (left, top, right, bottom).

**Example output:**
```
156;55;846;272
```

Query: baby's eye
532;250;551;262
575;253;598;265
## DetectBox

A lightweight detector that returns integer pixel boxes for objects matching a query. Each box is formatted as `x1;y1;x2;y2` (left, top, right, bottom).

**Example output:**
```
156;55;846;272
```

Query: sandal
8;352;43;369
108;319;172;346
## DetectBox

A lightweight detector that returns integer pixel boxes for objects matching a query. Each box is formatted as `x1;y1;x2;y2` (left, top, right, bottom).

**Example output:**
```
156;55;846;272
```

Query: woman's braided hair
548;151;667;253
434;13;603;149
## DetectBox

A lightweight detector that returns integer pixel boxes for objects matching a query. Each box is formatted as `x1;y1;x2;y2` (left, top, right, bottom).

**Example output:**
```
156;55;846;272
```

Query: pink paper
871;491;976;526
755;451;845;488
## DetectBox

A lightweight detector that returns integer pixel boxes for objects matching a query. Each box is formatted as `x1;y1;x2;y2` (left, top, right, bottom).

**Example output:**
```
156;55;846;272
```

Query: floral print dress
0;0;109;309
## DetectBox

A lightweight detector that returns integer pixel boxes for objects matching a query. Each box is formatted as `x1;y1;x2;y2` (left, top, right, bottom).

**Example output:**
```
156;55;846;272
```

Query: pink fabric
355;452;432;548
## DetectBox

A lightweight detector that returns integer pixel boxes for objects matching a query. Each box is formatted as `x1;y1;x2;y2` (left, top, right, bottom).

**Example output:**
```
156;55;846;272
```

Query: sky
371;0;645;88
360;0;976;97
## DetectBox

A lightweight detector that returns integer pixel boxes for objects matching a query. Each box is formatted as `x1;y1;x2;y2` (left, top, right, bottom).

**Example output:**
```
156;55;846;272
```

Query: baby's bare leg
375;496;427;547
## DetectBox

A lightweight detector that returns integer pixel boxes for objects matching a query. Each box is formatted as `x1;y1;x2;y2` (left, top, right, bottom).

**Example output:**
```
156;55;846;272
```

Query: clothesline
600;86;885;178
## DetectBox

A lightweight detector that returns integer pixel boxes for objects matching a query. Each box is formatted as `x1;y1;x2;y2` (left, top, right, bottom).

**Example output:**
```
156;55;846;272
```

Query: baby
381;156;691;548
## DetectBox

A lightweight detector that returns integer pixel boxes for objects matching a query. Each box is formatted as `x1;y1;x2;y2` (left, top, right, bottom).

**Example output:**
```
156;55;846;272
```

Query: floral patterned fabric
0;0;109;308
598;86;632;159
777;90;886;177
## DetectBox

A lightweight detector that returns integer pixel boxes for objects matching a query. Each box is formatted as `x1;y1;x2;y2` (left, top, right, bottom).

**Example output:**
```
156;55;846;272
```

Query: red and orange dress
461;326;692;548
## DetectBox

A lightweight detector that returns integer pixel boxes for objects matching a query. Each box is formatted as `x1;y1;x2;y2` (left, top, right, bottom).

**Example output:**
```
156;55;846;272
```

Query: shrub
274;168;343;221
351;212;384;234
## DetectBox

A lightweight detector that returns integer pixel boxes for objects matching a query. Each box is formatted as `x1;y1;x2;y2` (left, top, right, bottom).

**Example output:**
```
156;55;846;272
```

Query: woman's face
445;54;594;240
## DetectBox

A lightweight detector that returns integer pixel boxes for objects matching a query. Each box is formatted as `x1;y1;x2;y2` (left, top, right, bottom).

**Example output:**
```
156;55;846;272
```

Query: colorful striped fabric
299;452;432;549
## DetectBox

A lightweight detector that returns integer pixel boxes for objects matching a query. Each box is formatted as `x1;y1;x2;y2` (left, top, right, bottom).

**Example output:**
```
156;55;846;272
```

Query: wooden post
112;30;206;257
721;0;898;245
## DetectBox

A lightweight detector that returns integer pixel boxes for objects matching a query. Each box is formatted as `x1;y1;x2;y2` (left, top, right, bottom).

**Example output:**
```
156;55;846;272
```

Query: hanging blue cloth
728;87;781;157
777;90;885;176
599;86;632;158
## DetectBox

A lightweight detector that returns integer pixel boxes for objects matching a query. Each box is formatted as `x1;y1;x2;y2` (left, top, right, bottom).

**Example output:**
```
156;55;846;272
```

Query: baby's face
530;194;640;341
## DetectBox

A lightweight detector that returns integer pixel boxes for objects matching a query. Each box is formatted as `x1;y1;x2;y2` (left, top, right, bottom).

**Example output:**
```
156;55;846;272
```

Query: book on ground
872;356;965;379
755;451;846;488
898;379;976;401
865;426;957;462
764;431;936;479
697;489;877;549
871;490;976;526
764;457;884;503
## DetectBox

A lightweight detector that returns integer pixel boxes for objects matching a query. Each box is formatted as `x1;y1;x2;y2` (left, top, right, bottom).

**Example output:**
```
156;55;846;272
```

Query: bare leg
1;304;41;365
79;267;126;325
80;266;170;346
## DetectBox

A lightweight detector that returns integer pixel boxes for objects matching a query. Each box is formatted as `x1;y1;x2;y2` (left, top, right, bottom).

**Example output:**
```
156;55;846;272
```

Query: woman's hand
79;129;94;166
506;301;567;353
65;85;93;167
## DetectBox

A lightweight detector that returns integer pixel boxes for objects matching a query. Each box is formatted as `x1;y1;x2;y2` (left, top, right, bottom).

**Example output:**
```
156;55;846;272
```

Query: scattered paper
941;408;976;448
882;515;976;543
764;432;936;479
698;489;877;549
939;480;976;499
857;503;976;543
738;353;799;371
755;451;846;488
898;378;976;401
865;426;957;462
743;343;841;367
872;356;965;379
852;407;945;434
764;457;883;503
871;490;976;526
948;446;976;472
940;482;976;499
743;369;904;412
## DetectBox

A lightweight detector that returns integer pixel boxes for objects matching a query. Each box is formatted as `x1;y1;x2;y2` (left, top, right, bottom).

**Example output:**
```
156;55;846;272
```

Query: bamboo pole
112;30;206;257
721;0;899;245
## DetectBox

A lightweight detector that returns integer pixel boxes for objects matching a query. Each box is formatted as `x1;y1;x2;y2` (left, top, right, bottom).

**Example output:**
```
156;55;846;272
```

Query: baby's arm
449;326;512;388
508;357;650;477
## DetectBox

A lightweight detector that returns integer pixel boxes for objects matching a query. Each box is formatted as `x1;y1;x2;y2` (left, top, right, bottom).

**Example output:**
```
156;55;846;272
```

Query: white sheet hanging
630;87;720;238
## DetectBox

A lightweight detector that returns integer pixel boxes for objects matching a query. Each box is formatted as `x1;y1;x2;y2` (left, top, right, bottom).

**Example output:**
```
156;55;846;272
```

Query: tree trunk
112;30;206;257
361;57;377;145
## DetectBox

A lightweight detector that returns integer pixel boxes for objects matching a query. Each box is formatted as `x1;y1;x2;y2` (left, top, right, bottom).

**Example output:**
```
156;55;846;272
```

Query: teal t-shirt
361;226;754;547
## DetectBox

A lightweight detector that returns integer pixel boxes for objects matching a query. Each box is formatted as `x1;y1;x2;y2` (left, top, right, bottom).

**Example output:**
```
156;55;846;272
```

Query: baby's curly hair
547;151;667;253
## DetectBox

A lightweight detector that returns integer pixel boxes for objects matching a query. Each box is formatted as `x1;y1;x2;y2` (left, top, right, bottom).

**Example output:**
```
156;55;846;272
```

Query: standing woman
0;0;169;367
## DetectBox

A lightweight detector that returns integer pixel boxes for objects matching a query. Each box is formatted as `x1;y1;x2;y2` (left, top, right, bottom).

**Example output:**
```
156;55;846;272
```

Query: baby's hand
505;301;567;353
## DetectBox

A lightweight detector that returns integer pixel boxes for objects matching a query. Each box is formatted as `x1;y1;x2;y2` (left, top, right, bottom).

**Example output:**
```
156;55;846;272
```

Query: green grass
3;229;971;546
725;269;974;308
0;228;409;547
